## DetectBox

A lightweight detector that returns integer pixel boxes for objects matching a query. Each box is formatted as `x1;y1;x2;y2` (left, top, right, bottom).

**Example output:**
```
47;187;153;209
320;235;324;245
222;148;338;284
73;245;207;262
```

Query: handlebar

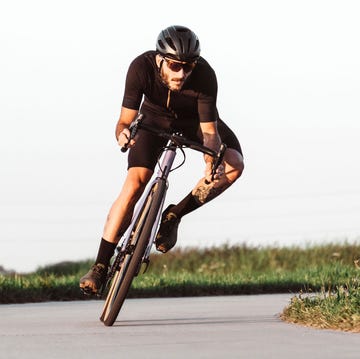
121;114;227;181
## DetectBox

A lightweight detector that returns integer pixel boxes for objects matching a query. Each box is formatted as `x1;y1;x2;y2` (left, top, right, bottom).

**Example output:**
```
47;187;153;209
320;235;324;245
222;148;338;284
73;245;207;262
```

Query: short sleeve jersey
122;51;219;132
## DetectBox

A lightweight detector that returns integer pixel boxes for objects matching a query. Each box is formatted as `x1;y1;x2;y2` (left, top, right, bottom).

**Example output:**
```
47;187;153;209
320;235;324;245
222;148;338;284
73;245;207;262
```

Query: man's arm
200;121;221;156
115;107;139;148
199;121;222;179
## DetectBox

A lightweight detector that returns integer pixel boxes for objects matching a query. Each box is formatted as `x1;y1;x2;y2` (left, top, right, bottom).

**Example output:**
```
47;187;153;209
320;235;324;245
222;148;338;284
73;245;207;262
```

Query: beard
160;68;185;92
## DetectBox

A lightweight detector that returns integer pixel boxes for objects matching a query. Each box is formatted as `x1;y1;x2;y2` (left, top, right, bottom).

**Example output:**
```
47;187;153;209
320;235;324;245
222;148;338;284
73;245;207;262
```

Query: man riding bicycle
80;25;244;295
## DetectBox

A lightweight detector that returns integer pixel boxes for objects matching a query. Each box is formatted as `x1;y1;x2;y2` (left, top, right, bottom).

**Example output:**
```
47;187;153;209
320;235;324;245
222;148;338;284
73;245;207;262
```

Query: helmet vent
194;40;200;52
166;37;176;51
177;27;188;33
187;39;191;52
157;40;166;51
179;38;185;53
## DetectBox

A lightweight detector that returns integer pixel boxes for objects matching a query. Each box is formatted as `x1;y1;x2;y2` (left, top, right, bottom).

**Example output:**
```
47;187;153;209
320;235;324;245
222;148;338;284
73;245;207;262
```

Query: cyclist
80;25;244;294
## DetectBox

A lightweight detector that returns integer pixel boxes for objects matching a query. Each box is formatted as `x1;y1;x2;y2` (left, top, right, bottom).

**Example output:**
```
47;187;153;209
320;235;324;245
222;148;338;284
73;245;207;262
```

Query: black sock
171;192;201;218
95;238;117;267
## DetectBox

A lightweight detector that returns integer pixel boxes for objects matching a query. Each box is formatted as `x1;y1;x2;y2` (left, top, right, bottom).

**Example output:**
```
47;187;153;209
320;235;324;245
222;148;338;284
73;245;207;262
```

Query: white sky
1;0;360;272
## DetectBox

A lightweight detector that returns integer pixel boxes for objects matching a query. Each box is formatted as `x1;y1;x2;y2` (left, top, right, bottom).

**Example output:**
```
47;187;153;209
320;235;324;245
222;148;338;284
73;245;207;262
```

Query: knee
122;168;152;202
225;150;244;184
235;160;244;179
230;160;244;183
125;178;148;204
129;178;148;192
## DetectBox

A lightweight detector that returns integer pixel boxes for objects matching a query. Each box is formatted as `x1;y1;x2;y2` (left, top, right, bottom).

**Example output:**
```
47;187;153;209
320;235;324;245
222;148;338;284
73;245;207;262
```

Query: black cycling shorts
127;117;243;170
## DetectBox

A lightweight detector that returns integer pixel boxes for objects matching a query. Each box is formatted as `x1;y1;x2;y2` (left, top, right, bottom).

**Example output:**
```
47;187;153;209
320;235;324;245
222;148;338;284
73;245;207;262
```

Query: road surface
1;295;359;358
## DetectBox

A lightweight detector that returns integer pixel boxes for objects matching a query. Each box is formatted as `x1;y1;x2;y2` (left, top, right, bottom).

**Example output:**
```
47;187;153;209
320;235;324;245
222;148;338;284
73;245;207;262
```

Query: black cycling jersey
121;51;242;170
123;51;218;128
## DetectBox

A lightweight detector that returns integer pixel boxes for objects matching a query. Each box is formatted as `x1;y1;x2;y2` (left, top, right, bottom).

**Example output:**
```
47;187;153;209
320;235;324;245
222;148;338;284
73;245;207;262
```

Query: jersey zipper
166;89;171;109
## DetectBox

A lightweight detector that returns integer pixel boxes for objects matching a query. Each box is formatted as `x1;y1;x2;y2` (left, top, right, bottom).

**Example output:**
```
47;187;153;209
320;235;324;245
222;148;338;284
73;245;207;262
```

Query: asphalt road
1;294;359;359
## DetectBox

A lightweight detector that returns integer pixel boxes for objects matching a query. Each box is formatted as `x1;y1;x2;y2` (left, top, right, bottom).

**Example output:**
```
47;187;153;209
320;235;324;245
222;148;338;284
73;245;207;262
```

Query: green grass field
1;242;359;331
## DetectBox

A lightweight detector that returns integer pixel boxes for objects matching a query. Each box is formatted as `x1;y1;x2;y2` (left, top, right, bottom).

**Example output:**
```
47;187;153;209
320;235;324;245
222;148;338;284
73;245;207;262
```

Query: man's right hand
118;128;135;149
115;107;139;150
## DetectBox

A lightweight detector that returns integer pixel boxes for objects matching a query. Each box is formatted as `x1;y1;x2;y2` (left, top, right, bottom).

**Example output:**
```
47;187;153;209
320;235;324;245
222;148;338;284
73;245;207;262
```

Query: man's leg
102;167;153;243
172;148;243;217
156;149;244;252
80;167;152;294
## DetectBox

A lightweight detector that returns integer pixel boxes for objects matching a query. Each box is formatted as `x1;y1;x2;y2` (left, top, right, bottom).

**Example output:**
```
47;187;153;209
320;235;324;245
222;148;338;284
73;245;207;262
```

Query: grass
281;282;360;332
1;242;360;331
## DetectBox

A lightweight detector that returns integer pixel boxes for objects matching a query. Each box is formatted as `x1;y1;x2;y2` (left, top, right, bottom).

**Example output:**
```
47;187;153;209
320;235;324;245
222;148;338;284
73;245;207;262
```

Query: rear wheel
100;179;166;326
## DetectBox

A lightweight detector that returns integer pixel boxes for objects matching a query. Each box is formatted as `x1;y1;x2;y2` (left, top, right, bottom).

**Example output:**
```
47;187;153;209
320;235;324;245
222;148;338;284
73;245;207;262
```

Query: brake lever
204;143;227;184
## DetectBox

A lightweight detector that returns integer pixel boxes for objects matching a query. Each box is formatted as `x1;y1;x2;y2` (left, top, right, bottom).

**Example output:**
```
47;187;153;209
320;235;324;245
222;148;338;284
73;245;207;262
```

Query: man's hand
115;107;139;150
117;128;135;149
204;161;224;183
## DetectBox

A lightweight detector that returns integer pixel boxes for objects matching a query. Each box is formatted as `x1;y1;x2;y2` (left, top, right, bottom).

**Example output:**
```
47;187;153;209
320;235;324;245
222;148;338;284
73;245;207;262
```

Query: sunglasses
163;57;196;73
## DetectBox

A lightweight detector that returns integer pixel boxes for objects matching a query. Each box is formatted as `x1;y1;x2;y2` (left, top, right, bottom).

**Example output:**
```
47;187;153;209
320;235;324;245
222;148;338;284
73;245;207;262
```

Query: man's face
157;56;196;91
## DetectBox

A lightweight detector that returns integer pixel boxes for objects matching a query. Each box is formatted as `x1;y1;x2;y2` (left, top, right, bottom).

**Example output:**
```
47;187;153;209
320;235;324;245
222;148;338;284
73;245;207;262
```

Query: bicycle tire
100;179;167;326
100;188;156;325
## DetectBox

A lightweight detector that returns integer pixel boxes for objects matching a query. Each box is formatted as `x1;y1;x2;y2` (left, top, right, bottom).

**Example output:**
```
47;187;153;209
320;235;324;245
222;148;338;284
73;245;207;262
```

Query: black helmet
156;25;200;62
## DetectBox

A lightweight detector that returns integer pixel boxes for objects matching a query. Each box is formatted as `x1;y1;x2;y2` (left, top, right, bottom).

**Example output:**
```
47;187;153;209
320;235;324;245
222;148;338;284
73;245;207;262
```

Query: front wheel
100;179;167;326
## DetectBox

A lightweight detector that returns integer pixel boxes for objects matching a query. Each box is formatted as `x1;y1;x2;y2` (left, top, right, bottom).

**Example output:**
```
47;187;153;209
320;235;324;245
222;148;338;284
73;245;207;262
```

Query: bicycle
99;114;227;326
